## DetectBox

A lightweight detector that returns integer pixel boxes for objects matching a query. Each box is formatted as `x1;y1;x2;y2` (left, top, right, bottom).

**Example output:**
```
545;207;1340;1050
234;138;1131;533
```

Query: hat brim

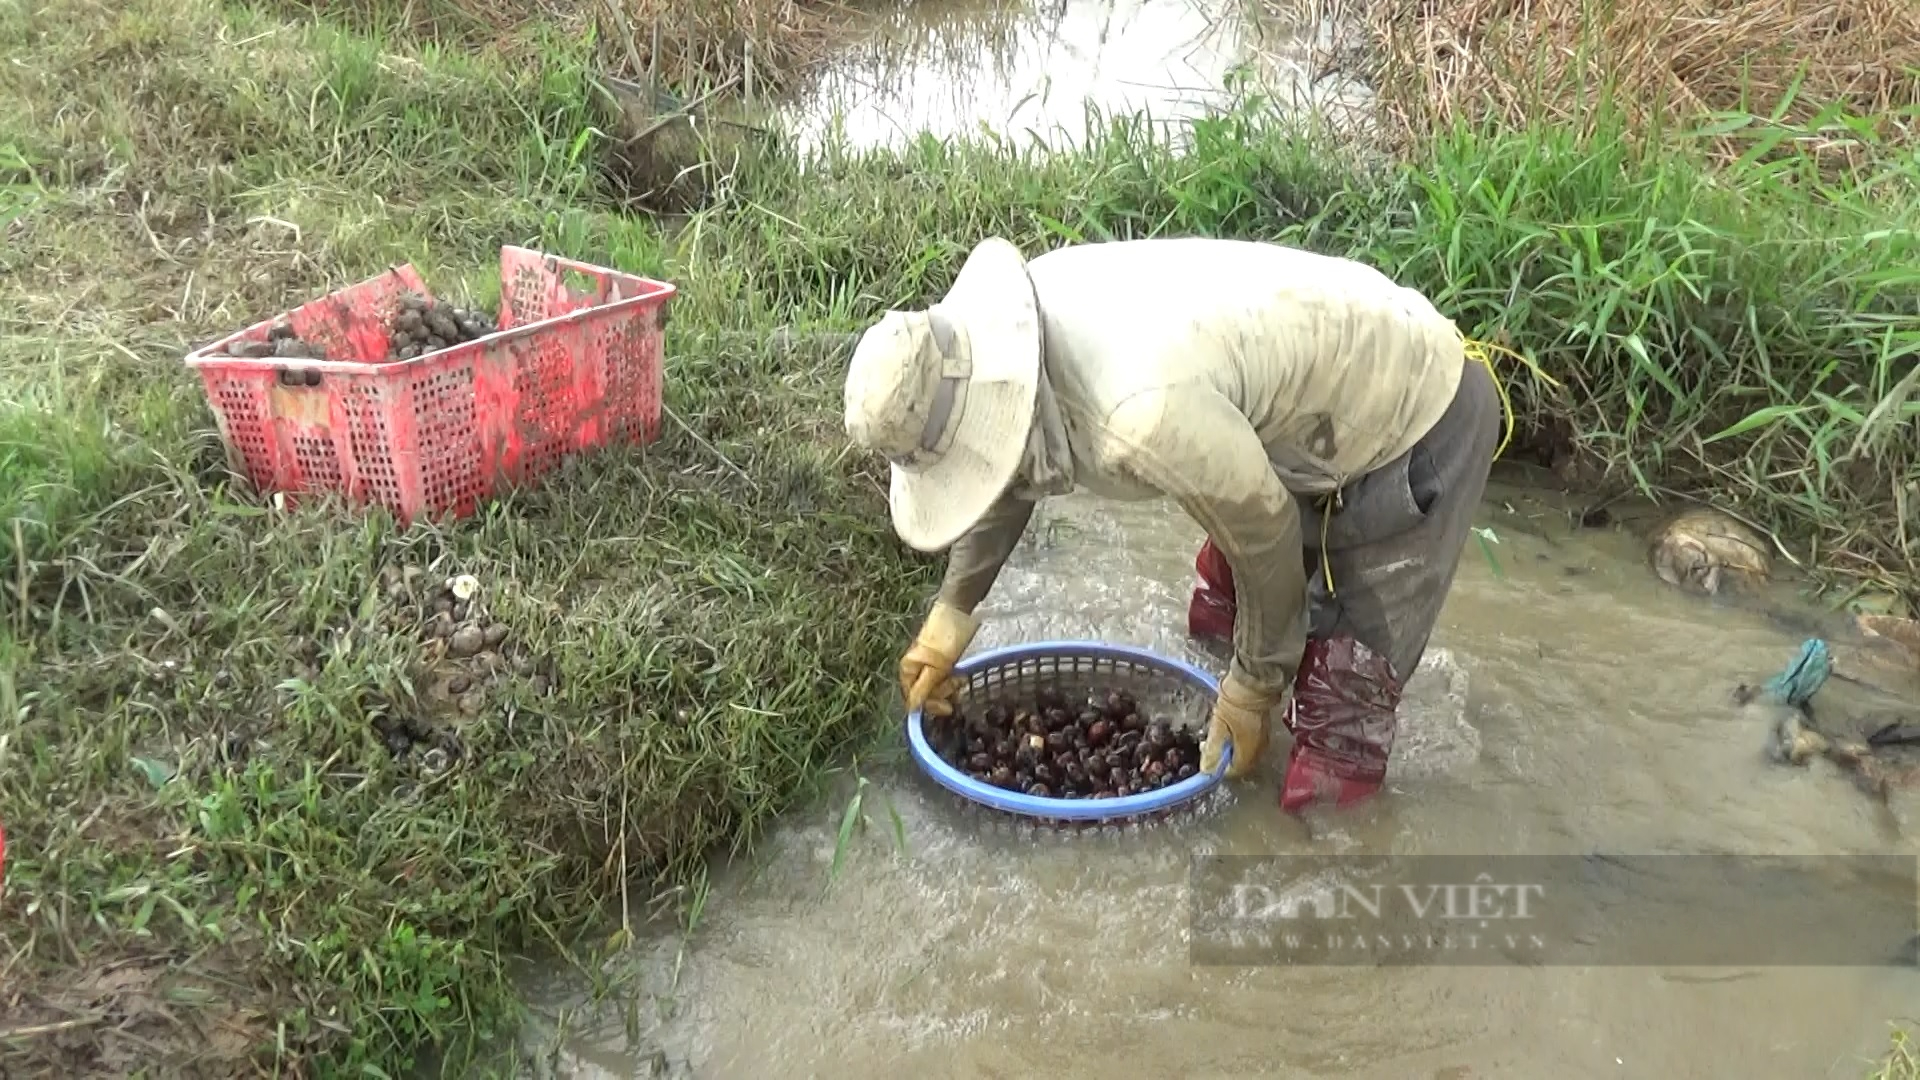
888;238;1043;553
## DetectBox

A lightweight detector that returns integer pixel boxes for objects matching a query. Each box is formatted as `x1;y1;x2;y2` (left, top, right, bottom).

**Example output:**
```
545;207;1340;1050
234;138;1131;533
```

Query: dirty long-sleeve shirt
936;238;1466;696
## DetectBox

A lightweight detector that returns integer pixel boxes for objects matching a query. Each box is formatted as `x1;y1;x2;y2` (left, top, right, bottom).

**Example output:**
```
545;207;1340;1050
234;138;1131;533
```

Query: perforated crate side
497;246;642;331
271;372;351;504
186;250;673;522
491;246;671;461
333;373;411;517
404;353;488;518
505;327;582;484
592;304;665;446
197;369;282;488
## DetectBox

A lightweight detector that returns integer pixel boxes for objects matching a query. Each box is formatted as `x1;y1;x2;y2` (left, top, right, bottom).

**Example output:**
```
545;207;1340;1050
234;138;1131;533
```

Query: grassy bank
3;0;1917;1076
1361;0;1920;159
0;3;934;1075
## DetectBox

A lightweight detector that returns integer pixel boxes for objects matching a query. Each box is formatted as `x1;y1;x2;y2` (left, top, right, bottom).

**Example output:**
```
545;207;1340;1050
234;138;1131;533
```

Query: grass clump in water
2;0;1918;1075
1876;1029;1920;1080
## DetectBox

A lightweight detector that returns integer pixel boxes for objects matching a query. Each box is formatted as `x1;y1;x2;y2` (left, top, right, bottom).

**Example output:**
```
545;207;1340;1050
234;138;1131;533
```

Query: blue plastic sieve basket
906;640;1232;824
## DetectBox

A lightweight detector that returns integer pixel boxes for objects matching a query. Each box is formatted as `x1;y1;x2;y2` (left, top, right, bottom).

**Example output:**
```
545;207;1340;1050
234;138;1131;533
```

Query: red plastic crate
185;246;676;523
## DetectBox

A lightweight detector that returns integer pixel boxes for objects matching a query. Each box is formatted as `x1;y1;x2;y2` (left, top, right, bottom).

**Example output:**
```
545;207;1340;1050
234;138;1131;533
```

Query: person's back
1026;237;1464;493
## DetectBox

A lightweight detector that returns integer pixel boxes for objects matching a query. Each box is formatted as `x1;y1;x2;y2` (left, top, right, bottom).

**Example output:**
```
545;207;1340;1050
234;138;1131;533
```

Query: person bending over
842;236;1501;812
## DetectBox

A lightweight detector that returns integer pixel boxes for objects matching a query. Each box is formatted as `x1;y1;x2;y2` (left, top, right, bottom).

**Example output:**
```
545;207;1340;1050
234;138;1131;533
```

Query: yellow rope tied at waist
1461;333;1562;463
1314;334;1559;599
1317;493;1339;599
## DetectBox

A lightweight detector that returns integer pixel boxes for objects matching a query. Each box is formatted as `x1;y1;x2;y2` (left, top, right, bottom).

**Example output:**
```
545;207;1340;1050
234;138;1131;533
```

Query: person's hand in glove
900;601;978;718
1198;670;1281;779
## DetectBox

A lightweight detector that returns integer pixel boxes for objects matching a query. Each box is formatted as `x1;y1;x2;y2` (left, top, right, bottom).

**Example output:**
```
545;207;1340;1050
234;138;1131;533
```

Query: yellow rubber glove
1199;671;1280;780
900;601;978;718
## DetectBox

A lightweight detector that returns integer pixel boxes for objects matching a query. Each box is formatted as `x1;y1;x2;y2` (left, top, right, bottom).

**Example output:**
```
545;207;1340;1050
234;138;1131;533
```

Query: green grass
1877;1029;1920;1080
2;0;1917;1076
725;100;1920;595
0;3;933;1076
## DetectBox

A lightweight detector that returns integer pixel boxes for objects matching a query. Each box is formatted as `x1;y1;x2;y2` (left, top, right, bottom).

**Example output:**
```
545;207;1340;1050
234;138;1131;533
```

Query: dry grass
604;0;855;93
260;0;860;208
1364;0;1920;154
270;0;861;93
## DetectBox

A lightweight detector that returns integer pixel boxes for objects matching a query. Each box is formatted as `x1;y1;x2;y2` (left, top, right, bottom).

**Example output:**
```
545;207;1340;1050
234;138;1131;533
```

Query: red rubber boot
1187;538;1237;642
1279;636;1404;812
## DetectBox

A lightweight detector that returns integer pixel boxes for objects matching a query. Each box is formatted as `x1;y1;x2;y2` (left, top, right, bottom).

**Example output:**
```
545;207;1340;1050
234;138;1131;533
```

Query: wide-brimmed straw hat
843;237;1042;553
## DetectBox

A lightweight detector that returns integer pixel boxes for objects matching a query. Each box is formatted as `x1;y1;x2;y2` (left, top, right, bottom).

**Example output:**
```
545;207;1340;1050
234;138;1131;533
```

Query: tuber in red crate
185;246;676;524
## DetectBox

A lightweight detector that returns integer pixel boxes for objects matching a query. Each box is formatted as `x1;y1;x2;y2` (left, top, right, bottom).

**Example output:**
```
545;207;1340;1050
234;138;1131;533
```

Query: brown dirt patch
2;953;281;1079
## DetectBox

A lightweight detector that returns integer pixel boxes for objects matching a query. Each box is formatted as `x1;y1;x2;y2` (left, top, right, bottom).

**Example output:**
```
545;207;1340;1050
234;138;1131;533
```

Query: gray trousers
1294;360;1502;683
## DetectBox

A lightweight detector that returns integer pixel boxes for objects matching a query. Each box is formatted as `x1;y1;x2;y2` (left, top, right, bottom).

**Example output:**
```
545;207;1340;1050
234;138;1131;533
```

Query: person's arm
1105;387;1307;696
934;492;1037;614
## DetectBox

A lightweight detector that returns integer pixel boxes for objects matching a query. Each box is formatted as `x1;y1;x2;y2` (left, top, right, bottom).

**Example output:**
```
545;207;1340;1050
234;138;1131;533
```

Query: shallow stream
520;475;1920;1078
520;2;1920;1073
778;0;1374;153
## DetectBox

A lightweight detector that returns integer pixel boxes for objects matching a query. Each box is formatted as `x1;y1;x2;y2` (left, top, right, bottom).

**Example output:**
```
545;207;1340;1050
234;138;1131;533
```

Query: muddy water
779;0;1375;154
523;476;1920;1079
